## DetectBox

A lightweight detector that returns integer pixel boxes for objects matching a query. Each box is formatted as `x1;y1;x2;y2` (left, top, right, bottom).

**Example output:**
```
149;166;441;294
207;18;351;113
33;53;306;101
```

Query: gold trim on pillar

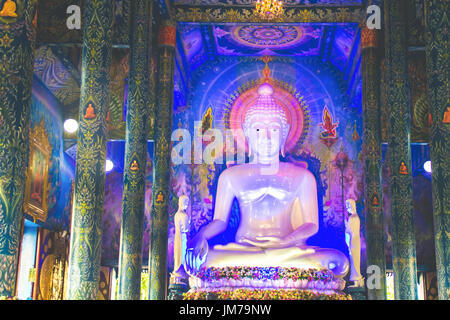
361;27;378;49
158;22;176;47
23;119;52;223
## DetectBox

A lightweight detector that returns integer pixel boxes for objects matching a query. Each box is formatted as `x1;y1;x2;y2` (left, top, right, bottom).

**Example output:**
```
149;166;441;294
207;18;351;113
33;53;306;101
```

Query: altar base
183;267;351;300
184;288;351;300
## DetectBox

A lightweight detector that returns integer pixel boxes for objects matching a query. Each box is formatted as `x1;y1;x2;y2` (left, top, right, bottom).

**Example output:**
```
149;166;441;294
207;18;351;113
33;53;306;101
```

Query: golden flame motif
255;0;284;20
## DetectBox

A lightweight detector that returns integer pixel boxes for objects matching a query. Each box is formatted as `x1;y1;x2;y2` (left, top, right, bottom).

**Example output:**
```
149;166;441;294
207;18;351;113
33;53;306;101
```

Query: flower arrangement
195;267;337;283
189;266;346;292
184;288;351;300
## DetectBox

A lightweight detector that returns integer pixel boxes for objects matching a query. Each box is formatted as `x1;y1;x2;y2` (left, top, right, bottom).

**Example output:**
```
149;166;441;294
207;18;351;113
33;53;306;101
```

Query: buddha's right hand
185;234;208;274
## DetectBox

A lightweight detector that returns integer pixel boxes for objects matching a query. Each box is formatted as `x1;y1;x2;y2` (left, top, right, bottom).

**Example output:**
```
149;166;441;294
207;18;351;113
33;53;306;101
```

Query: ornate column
0;1;37;297
424;0;449;301
117;0;153;300
148;20;176;300
66;0;113;300
361;27;386;300
384;0;418;300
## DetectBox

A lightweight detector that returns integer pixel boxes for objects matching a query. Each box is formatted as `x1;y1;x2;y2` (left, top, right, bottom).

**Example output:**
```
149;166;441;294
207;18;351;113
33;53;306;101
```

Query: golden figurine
443;107;450;124
399;161;408;175
130;160;139;172
156;191;164;204
372;195;379;207
84;103;96;119
0;0;18;17
352;121;360;141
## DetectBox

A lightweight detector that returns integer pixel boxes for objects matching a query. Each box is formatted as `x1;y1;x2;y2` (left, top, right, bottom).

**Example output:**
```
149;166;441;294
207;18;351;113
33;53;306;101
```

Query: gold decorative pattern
174;6;364;23
23;118;52;223
361;27;377;49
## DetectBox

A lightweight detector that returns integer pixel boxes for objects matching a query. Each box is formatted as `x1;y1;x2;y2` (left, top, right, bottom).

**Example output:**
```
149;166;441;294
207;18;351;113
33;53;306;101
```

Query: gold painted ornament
0;0;17;17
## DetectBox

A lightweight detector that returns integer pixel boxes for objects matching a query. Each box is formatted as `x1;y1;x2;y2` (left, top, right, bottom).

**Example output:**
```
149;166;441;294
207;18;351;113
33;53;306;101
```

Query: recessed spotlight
423;160;432;173
64;119;79;134
105;159;114;172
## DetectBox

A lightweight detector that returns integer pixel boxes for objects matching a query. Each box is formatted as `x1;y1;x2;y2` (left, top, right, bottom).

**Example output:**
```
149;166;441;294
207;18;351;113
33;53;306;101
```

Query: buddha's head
243;83;290;163
178;195;189;212
345;199;357;215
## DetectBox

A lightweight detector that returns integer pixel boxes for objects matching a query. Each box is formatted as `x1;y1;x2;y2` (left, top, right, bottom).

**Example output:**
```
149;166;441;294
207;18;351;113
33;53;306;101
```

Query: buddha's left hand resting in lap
185;83;349;278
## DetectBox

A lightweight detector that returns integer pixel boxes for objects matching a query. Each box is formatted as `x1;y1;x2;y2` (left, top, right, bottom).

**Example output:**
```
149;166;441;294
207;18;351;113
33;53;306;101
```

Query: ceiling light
255;0;284;21
105;159;114;172
423;160;432;173
64;119;79;134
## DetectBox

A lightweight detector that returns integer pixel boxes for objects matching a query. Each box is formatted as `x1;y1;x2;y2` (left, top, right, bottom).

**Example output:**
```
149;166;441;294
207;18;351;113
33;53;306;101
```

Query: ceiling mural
178;22;360;78
178;23;209;70
213;24;323;56
34;46;81;111
329;24;358;72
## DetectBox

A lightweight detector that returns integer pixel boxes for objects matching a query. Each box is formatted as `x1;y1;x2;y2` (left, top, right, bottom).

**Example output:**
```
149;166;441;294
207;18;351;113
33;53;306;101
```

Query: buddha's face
179;196;189;211
346;200;356;215
242;83;289;164
246;114;284;162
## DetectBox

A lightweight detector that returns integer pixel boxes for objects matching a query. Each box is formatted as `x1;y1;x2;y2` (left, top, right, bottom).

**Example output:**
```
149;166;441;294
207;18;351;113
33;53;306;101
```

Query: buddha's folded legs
205;244;349;277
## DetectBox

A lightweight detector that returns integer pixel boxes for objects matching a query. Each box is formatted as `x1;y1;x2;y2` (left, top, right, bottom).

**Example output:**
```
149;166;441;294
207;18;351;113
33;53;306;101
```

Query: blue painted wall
27;76;75;231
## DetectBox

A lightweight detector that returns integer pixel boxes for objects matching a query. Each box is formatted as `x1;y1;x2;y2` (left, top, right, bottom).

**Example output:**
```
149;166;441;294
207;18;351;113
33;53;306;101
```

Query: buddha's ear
285;123;291;140
281;124;290;157
243;127;250;140
242;125;251;157
242;123;250;139
280;139;286;157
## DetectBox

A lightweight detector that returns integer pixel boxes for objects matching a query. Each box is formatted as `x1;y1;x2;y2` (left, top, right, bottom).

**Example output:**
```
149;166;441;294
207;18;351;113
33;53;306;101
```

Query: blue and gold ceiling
213;24;323;56
178;23;360;74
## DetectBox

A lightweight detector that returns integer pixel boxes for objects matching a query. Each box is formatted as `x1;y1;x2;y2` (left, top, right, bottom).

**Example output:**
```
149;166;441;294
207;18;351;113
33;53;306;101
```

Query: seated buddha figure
186;83;349;277
0;0;17;17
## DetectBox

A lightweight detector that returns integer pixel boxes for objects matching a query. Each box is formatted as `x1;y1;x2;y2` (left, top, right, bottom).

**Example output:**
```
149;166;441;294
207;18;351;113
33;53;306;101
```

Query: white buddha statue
186;83;349;278
344;199;364;287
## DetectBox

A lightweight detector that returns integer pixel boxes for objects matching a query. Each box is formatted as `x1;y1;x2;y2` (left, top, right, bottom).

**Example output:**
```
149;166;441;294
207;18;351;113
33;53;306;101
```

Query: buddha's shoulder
219;163;249;176
281;162;315;178
217;163;255;180
219;163;315;180
280;162;314;172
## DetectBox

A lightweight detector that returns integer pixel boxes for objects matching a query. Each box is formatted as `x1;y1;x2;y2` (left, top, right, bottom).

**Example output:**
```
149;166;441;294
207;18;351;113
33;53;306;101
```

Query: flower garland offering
184;288;351;300
189;266;346;292
196;267;337;282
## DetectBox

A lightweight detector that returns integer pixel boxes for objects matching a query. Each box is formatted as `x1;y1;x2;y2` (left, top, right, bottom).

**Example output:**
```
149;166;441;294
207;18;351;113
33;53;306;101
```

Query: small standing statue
170;195;190;285
345;199;364;287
